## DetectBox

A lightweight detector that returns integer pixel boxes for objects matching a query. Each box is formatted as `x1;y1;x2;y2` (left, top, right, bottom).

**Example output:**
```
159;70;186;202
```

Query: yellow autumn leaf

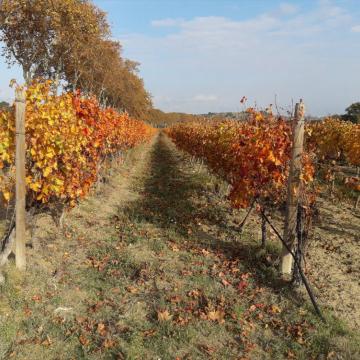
2;153;10;162
157;310;172;322
50;184;61;193
29;182;41;191
3;190;11;202
54;178;64;186
207;309;225;323
46;150;55;159
43;166;52;177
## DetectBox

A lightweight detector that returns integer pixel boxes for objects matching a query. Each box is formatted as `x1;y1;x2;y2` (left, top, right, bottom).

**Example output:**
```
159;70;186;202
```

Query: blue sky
1;0;360;116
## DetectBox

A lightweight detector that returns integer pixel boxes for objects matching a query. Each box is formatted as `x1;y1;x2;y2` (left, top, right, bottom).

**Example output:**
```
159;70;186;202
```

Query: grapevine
307;118;360;193
167;109;315;209
307;117;360;166
0;80;156;207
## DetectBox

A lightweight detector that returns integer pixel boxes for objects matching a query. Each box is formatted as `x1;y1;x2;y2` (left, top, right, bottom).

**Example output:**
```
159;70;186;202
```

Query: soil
307;197;360;329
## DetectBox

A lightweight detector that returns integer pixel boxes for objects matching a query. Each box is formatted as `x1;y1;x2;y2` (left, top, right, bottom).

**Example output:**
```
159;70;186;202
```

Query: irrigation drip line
257;203;325;322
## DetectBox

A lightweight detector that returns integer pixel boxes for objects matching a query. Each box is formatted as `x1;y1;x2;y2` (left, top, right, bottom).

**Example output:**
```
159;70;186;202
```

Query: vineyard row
167;110;360;209
0;80;156;209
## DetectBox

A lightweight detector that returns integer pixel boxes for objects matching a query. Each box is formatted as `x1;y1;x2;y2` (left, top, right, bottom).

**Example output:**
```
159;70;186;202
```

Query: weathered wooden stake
281;99;305;276
15;88;26;270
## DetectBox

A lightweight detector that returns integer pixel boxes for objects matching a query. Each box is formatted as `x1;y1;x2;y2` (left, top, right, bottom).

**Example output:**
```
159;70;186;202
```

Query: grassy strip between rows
0;133;359;359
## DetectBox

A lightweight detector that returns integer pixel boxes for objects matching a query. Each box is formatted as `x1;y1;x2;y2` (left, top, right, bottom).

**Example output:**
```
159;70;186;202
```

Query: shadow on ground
122;133;304;301
123;132;204;235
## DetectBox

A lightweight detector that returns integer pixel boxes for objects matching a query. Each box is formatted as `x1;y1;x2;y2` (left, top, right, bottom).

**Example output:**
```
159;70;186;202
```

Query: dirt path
0;133;359;360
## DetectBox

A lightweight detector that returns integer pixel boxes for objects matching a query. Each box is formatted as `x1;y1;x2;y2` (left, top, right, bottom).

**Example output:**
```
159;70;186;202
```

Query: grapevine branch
0;210;15;268
1;210;15;253
238;199;256;232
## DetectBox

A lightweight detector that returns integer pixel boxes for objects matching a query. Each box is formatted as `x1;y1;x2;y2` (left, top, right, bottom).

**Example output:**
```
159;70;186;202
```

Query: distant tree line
148;103;360;128
147;109;204;127
0;101;10;110
0;0;151;119
147;109;251;127
342;103;360;124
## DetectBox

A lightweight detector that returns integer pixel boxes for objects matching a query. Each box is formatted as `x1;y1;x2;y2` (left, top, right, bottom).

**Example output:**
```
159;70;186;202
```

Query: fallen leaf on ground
169;295;182;303
41;335;52;346
24;306;32;317
187;289;201;298
287;350;296;358
237;280;248;292
143;329;157;337
201;249;210;256
222;278;231;287
249;305;257;312
79;334;89;346
269;304;282;314
199;343;216;355
97;323;107;336
207;309;225;323
170;244;179;252
175;315;190;326
32;294;42;303
103;339;116;349
157;309;172;322
126;285;139;294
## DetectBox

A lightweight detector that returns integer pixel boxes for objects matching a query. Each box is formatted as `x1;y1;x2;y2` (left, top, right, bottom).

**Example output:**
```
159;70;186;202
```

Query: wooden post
15;88;26;270
281;99;305;276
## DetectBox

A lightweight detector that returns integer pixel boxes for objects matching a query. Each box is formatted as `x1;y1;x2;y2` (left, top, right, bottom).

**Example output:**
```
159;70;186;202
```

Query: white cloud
193;94;218;102
120;0;359;115
151;18;184;27
279;3;298;15
351;25;360;32
145;1;350;52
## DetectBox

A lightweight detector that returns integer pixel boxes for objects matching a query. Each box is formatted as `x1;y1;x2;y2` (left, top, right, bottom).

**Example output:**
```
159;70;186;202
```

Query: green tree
0;101;10;110
342;102;360;124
